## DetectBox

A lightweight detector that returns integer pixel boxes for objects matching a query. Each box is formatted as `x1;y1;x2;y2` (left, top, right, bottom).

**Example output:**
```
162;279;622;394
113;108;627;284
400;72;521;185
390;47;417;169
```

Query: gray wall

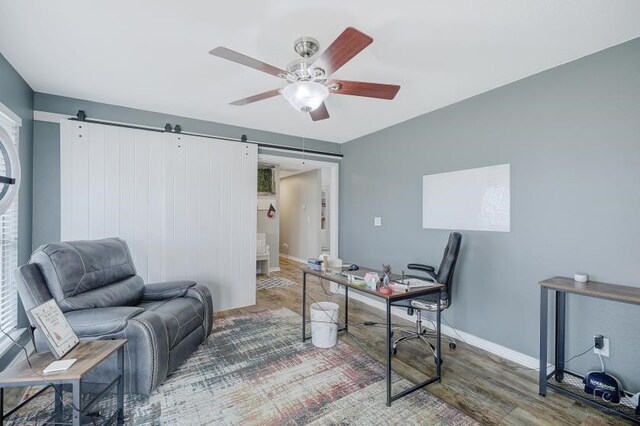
31;92;340;248
0;52;34;334
32;120;60;248
280;170;321;261
340;37;640;391
257;166;280;270
0;53;33;266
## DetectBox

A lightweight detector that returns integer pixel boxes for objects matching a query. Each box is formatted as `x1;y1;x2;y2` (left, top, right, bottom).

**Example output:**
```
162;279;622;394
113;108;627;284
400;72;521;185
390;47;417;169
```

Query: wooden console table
0;339;126;425
539;276;640;423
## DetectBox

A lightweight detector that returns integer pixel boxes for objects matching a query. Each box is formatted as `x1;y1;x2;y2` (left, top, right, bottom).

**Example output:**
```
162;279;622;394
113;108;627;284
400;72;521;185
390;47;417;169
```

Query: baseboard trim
331;286;542;371
279;254;306;264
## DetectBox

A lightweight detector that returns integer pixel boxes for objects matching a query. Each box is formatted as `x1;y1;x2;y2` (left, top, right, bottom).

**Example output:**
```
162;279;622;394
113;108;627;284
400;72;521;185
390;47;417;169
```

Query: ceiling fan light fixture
282;81;329;112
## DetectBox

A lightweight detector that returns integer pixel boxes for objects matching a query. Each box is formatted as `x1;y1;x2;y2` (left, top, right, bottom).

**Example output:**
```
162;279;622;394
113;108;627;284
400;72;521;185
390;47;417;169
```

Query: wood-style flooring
222;257;629;425
2;257;628;424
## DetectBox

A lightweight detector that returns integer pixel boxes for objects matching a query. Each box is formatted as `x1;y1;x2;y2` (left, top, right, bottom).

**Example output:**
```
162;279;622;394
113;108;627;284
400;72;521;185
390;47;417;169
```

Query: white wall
257;166;279;270
279;169;321;261
320;167;331;252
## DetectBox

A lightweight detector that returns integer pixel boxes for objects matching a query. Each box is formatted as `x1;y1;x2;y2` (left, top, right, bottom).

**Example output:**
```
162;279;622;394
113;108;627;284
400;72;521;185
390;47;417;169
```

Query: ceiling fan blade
310;103;330;121
312;27;373;76
230;89;281;106
209;47;287;78
327;80;400;100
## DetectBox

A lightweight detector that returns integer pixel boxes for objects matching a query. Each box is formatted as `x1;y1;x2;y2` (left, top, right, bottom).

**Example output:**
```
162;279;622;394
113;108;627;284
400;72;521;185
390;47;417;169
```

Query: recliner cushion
139;298;205;349
30;238;143;311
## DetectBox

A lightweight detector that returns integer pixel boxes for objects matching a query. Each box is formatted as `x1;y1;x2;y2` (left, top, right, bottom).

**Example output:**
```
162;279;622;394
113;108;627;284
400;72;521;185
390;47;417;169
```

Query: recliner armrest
142;280;196;301
65;306;144;337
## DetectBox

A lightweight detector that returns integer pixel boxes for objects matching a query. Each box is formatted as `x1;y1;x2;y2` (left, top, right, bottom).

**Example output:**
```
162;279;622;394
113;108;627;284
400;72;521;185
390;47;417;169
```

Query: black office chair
391;232;462;363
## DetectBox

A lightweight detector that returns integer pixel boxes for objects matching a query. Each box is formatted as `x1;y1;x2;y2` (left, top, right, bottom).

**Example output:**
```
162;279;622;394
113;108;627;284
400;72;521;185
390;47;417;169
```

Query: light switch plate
374;217;382;227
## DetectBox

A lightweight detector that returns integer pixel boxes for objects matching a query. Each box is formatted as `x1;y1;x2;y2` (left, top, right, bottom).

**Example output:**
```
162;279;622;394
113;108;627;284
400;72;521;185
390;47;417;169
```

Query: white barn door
60;120;257;311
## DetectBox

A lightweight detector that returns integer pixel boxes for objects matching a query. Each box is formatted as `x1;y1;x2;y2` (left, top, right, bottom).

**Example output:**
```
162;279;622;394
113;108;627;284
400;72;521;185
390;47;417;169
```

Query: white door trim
258;154;339;260
0;101;22;127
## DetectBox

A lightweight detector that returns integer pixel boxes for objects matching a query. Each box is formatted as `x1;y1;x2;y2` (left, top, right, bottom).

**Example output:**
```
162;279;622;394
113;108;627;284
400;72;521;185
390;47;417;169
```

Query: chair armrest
407;263;437;280
65;306;144;337
142;280;196;301
405;274;436;282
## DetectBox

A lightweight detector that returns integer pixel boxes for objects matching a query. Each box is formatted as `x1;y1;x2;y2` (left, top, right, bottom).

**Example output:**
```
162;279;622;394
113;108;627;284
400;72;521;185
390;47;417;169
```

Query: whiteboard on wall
422;164;510;232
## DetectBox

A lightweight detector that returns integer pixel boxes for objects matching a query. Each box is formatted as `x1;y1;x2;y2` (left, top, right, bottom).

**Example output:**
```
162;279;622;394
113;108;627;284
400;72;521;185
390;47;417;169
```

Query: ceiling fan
209;27;400;121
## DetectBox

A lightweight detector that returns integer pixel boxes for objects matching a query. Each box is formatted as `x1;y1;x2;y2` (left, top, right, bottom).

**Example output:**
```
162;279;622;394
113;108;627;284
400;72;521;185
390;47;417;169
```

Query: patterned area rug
256;275;297;290
8;308;476;425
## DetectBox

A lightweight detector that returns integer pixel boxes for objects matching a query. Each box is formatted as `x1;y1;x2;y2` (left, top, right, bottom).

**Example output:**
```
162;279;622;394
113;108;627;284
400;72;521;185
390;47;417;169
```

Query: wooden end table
0;339;126;425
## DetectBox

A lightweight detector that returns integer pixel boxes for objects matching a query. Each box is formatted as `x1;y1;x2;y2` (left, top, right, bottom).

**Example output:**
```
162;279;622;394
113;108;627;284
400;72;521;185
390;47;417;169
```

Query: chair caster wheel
393;347;398;356
449;342;456;350
434;356;443;366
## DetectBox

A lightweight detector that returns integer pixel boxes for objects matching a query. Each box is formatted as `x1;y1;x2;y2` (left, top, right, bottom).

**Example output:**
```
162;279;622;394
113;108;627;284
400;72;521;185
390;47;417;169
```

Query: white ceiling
1;1;639;143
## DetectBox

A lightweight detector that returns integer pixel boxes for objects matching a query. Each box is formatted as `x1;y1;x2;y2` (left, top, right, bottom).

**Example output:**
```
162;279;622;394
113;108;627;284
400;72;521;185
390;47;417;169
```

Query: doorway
256;154;338;278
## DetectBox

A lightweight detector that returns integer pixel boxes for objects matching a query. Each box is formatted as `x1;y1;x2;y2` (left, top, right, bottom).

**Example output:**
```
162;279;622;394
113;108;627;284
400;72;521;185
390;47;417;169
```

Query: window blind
0;112;19;332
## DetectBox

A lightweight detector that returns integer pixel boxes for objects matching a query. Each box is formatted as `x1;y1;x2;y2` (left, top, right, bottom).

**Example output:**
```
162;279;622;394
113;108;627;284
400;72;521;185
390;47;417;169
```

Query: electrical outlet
594;335;604;349
594;335;610;357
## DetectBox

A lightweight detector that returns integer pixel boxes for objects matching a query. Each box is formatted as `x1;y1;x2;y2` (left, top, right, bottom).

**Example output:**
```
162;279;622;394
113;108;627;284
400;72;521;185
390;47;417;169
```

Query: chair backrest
436;232;462;300
26;237;144;312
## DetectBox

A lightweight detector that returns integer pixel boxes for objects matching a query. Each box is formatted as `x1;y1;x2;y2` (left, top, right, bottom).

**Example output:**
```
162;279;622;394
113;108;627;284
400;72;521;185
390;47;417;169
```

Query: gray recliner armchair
15;237;214;395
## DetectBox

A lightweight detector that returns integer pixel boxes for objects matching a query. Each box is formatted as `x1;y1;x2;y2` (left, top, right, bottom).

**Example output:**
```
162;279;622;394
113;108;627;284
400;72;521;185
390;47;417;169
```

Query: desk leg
344;286;349;333
385;298;392;407
436;291;442;380
302;271;307;342
117;347;125;425
539;286;548;396
72;380;82;426
555;291;566;382
54;385;63;423
1;387;4;421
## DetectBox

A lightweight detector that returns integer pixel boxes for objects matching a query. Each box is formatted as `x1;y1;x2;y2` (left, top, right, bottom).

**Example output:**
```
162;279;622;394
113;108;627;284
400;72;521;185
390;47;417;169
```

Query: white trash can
310;302;339;348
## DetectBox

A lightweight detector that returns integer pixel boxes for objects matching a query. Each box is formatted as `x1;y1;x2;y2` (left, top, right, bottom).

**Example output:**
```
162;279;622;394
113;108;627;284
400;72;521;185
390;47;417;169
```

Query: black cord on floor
302;288;597;375
439;314;594;372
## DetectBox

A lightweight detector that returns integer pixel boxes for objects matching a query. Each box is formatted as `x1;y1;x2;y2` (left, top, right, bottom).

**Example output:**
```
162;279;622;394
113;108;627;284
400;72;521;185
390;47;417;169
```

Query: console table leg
555;291;566;382
539;286;548;396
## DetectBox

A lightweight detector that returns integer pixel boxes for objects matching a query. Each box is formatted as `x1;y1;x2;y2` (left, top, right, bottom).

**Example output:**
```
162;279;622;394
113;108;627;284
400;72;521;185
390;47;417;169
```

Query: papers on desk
43;359;77;374
389;278;438;292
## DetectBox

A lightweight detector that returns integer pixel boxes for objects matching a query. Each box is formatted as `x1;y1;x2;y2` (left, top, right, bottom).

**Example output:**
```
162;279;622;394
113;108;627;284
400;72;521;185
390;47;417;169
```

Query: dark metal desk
301;266;444;406
539;276;640;424
0;339;126;425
